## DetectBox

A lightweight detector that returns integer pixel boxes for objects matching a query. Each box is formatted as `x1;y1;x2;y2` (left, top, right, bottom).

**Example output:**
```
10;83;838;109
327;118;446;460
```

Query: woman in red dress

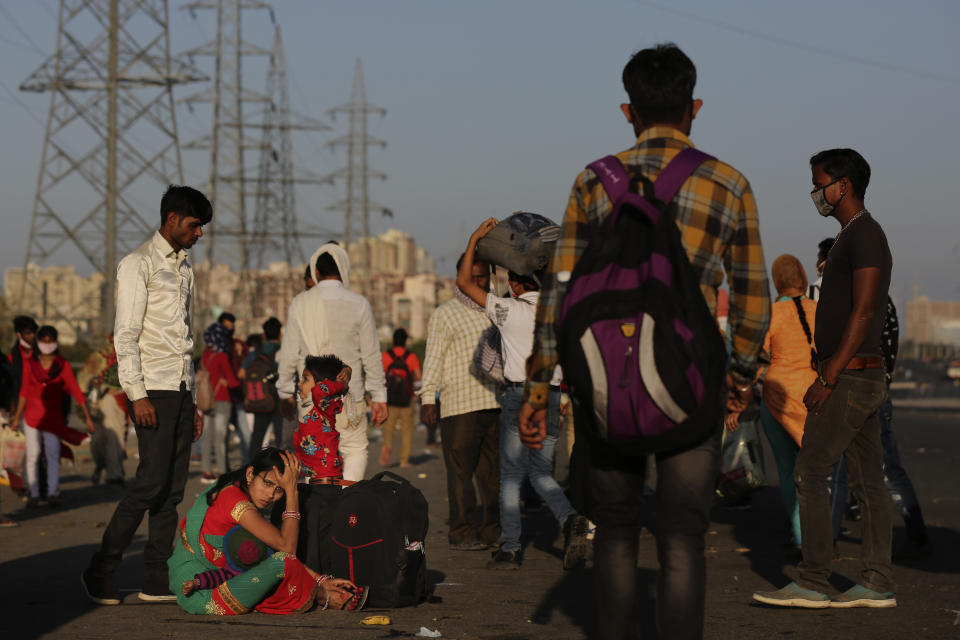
10;325;94;508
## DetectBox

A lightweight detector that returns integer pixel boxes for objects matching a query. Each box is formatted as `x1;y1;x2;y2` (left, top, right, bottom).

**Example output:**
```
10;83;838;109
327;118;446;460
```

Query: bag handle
791;297;818;370
368;470;413;486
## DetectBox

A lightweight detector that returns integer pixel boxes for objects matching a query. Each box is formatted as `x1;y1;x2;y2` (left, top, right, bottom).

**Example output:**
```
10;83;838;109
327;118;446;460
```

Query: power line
635;0;960;86
0;5;47;56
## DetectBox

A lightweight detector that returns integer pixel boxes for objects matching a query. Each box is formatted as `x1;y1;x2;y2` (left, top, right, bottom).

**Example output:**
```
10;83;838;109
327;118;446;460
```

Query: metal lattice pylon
18;0;205;336
246;25;330;318
325;58;387;297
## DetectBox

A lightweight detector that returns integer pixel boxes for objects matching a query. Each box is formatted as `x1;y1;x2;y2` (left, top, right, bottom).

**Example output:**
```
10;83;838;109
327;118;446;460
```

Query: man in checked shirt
519;44;769;639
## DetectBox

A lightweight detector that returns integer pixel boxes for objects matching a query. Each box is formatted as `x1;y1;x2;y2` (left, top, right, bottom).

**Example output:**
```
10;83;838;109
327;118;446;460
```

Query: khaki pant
381;404;414;465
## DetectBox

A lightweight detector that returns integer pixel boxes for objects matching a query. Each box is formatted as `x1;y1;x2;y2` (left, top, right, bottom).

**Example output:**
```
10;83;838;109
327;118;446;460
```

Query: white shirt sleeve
114;255;150;402
276;296;304;399
485;295;514;328
357;299;387;404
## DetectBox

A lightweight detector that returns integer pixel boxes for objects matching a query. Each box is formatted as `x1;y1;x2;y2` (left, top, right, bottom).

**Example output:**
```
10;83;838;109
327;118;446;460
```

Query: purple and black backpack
558;148;727;454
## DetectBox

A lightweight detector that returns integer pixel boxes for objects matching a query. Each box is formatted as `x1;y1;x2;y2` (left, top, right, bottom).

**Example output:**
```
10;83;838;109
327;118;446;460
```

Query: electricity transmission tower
247;25;330;314
325;58;387;296
18;0;204;336
181;1;329;324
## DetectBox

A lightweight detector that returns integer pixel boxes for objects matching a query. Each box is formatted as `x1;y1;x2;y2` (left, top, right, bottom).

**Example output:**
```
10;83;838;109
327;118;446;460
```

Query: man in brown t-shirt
754;148;895;609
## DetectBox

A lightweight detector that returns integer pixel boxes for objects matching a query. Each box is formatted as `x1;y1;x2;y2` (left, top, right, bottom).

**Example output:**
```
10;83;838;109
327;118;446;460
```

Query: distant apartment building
347;229;438;337
3;263;104;344
194;261;304;336
905;296;960;345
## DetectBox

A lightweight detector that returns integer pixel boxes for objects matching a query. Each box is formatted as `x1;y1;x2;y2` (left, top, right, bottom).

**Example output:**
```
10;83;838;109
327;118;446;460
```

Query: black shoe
81;570;121;605
138;575;177;602
25;496;41;509
562;514;589;570
487;549;521;570
47;495;61;509
449;540;489;551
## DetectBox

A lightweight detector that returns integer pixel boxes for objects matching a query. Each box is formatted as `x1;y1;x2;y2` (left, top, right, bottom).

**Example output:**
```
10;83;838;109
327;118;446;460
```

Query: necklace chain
829;209;868;253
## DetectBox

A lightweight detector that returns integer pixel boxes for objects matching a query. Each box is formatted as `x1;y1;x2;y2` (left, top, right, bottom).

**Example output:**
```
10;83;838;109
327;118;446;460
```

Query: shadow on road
0;543;148;637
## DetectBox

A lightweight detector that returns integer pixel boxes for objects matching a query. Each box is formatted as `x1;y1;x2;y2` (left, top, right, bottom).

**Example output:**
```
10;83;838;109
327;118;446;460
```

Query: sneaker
81;570;121;605
830;584;897;608
139;576;177;602
752;581;830;608
449;540;489;551
199;472;217;485
562;514;589;570
0;515;18;528
487;549;522;570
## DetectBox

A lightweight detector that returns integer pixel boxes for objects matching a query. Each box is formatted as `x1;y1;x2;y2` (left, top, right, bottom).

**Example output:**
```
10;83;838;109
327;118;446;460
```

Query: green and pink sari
168;484;318;615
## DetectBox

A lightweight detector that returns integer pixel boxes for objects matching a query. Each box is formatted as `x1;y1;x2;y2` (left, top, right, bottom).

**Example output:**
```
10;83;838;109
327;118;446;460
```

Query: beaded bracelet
281;510;301;521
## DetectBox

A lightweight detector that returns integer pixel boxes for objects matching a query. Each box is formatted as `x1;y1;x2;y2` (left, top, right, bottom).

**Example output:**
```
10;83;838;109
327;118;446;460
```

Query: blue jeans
829;397;928;543
498;385;575;553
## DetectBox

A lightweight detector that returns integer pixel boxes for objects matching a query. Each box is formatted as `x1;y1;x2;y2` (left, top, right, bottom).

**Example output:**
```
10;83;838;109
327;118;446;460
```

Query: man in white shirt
457;218;587;570
277;242;387;482
83;185;211;606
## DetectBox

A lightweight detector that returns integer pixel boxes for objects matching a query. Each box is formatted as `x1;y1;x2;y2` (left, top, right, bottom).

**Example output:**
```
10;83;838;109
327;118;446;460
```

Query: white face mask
19;337;33;350
37;342;58;355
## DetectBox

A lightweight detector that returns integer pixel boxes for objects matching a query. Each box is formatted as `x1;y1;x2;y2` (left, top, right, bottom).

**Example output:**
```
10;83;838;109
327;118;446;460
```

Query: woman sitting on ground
168;448;364;615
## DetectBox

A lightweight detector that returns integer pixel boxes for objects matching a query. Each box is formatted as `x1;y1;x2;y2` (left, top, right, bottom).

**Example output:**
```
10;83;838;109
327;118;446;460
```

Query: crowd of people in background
0;41;936;639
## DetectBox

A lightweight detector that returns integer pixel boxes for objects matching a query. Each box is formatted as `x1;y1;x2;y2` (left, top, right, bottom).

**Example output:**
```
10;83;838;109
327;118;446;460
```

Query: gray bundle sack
476;212;560;281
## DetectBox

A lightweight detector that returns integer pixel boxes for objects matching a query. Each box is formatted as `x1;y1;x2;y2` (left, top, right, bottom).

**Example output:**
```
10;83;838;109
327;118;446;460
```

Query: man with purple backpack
520;44;769;639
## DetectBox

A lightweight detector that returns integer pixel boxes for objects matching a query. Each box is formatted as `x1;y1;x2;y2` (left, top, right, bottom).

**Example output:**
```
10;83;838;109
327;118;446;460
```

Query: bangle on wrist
281;510;301;521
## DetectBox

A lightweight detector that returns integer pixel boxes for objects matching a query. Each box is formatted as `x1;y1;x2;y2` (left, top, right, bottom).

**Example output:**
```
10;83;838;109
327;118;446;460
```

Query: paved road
1;408;957;639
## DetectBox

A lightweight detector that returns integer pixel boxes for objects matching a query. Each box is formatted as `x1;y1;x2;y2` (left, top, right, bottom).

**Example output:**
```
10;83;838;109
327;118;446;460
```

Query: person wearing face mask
10;325;95;508
754;148;895;609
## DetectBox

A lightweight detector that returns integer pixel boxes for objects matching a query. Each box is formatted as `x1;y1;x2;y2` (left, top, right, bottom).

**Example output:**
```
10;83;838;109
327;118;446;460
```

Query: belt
506;381;561;391
308;477;356;487
844;356;883;371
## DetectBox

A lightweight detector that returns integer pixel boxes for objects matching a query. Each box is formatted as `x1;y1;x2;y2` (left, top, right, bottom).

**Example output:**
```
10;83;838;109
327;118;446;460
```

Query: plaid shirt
525;126;770;409
419;297;500;419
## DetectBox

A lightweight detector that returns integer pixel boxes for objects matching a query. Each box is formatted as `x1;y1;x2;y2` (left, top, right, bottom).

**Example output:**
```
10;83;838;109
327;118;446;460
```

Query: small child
293;355;350;573
293;355;349;480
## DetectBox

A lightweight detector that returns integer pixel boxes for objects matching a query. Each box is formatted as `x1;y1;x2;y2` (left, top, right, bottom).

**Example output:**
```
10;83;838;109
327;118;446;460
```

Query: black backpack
243;349;278;414
330;471;428;608
385;349;413;407
558;149;728;455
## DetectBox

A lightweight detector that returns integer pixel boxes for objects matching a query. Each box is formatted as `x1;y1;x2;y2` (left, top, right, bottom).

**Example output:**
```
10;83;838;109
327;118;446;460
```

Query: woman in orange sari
168;448;361;615
759;255;818;548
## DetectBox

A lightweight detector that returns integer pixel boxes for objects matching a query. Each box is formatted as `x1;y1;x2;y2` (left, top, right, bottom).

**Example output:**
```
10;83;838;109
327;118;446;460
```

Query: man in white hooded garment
277;242;388;481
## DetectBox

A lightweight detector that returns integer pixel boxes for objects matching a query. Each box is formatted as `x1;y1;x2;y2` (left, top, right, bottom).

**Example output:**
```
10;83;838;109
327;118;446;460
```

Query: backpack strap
587;147;714;226
587;155;631;204
653;148;715;204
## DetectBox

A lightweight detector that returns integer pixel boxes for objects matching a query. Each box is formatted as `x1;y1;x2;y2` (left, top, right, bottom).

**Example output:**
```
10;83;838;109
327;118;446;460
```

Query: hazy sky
1;0;958;310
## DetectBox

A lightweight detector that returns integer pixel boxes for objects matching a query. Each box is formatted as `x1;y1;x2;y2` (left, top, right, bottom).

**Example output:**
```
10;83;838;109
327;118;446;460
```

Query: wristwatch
817;374;837;390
